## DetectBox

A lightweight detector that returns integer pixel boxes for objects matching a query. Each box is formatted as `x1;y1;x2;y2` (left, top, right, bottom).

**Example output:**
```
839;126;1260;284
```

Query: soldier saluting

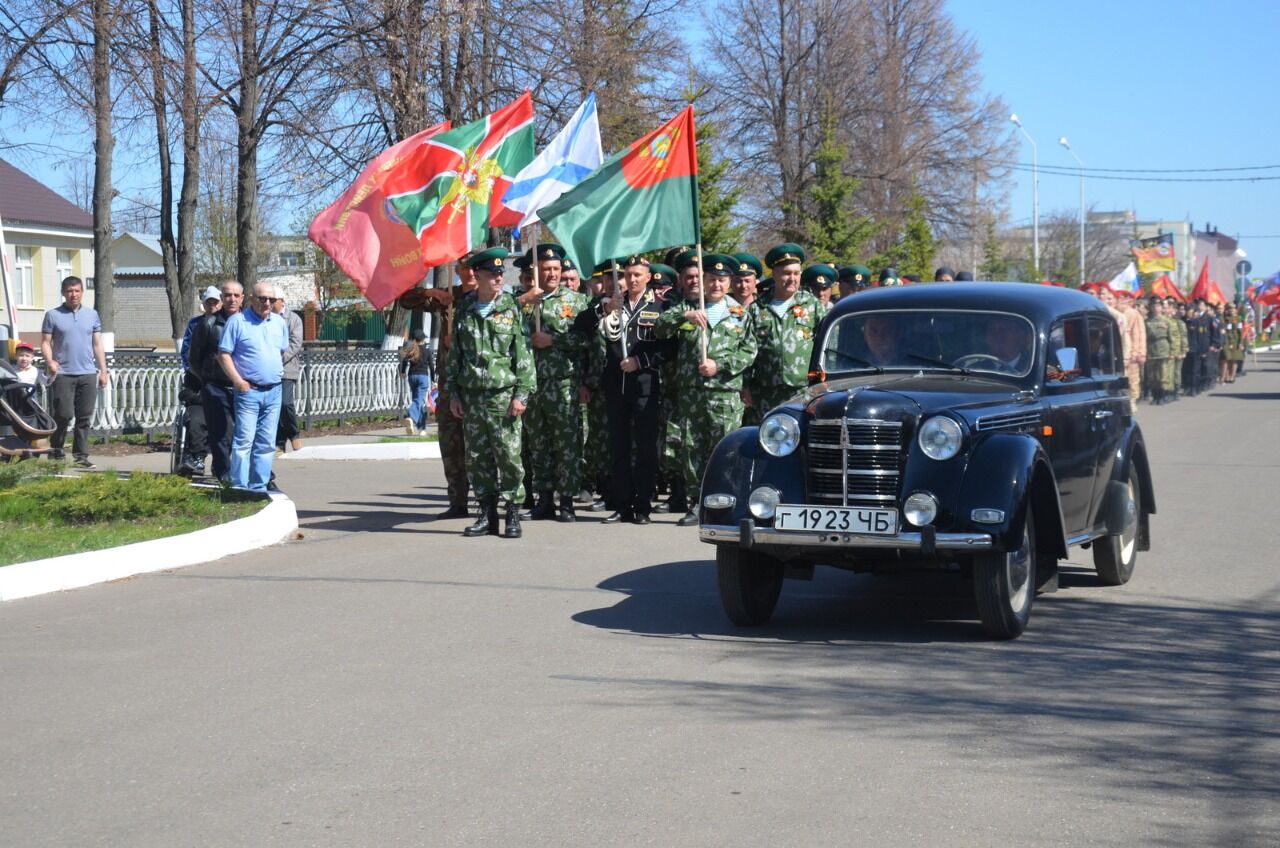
446;248;536;539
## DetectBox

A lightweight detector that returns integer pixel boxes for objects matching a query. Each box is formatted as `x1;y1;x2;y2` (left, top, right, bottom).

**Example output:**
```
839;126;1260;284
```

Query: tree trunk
91;0;114;333
235;0;259;291
146;0;183;345
176;0;199;315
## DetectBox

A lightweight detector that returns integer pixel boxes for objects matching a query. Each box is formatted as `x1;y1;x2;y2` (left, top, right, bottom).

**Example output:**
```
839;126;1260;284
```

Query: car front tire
974;504;1037;639
716;545;784;627
1093;465;1140;586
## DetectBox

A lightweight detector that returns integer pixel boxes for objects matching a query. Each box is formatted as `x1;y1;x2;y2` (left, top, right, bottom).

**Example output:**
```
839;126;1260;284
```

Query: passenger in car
863;314;905;365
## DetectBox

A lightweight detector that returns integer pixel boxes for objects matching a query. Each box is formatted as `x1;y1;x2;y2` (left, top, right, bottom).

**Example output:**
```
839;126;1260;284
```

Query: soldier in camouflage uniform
522;243;591;522
446;248;536;538
746;245;827;418
1144;299;1175;404
805;262;836;312
657;253;758;527
655;252;701;514
1168;299;1187;399
578;261;617;510
422;253;479;519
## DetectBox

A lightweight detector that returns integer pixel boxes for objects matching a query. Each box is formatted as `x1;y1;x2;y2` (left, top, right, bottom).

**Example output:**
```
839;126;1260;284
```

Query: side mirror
1054;347;1078;373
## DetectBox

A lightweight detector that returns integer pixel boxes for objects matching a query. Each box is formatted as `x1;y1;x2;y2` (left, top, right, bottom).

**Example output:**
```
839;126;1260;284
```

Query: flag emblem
441;146;505;223
641;129;680;169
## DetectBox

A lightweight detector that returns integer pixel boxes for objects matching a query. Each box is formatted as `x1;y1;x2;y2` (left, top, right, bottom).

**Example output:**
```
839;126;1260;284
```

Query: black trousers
605;384;660;516
201;382;235;480
49;373;98;460
275;378;299;447
1192;353;1213;394
184;400;208;462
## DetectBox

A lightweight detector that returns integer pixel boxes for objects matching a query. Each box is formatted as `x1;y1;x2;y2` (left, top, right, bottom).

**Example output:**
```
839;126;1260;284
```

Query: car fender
1096;420;1155;550
698;427;807;525
957;432;1068;559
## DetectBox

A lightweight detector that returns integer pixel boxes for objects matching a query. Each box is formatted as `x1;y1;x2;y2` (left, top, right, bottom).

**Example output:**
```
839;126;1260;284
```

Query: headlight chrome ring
759;413;801;457
918;416;963;461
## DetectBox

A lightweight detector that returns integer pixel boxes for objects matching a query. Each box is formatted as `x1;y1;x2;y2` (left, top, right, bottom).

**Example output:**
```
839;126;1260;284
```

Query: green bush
0;472;227;524
0;459;67;491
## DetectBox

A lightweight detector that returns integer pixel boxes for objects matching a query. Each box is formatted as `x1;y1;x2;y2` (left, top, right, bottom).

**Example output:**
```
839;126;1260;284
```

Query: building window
85;276;95;290
279;250;304;268
56;249;74;284
14;246;35;306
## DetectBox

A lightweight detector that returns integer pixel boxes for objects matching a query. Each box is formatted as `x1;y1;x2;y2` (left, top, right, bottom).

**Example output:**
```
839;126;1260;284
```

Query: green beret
673;249;700;271
878;267;900;286
702;253;736;277
732;252;763;278
802;264;837;289
591;259;619;277
649;263;677;287
466;246;510;272
765;243;806;269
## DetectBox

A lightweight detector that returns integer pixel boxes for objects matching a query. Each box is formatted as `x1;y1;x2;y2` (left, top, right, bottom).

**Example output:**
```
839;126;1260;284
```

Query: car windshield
820;310;1037;378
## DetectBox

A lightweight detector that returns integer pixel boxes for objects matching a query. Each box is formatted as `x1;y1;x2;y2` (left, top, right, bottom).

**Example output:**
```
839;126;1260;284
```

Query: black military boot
463;498;494;537
486;499;501;536
529;490;556;520
437;501;470;520
503;500;522;538
667;479;688;514
557;494;577;523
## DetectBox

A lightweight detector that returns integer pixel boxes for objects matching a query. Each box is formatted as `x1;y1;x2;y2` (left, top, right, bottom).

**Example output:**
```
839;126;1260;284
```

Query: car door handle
1093;410;1113;419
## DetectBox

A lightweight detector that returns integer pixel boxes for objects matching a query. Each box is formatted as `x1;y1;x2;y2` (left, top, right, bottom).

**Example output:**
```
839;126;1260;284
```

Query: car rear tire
974;504;1036;639
716;546;784;627
1093;465;1140;586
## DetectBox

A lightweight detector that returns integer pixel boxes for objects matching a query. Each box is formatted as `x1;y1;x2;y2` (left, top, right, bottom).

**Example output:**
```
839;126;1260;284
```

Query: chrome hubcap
1119;480;1138;563
1007;529;1031;613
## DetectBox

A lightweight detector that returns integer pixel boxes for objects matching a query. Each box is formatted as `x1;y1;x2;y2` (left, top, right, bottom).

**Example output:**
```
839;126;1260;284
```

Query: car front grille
806;418;904;505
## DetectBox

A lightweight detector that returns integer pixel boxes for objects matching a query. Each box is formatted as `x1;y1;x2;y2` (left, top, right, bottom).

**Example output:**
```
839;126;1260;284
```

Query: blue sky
948;0;1280;280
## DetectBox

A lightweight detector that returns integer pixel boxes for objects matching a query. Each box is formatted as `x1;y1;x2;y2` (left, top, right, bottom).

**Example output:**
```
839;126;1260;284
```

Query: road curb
280;442;441;461
0;493;299;602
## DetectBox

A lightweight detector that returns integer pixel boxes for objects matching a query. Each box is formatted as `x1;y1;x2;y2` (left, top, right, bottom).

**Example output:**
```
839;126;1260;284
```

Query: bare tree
0;1;76;120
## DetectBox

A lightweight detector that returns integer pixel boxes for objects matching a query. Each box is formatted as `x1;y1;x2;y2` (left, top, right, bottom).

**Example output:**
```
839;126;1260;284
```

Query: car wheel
1093;465;1140;586
973;503;1036;639
716;545;784;627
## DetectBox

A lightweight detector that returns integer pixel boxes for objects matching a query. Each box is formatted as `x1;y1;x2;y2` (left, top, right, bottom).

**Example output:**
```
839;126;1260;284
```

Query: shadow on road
573;560;1280;847
1207;392;1280;401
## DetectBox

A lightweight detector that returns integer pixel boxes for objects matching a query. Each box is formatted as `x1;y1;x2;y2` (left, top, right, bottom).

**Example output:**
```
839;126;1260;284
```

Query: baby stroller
0;359;57;460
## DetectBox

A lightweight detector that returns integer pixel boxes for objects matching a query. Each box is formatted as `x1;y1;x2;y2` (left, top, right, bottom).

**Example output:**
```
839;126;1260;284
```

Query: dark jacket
187;312;233;386
576;289;672;396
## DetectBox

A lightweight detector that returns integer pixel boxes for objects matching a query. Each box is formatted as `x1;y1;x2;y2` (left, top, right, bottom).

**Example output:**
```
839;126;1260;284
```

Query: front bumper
699;519;993;552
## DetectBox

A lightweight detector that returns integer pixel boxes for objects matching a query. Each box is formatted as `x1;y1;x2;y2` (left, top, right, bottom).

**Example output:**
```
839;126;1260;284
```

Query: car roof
828;282;1111;327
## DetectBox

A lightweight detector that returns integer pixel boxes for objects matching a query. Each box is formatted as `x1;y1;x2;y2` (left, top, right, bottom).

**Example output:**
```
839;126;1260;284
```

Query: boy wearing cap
12;342;46;390
657;253;757;526
447;248;535;539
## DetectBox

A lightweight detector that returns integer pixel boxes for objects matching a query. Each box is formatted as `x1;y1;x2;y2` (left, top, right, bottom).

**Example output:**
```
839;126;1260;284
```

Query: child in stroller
1;345;57;459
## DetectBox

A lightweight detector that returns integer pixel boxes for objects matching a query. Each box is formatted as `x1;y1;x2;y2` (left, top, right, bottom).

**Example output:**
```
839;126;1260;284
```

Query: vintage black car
698;283;1155;638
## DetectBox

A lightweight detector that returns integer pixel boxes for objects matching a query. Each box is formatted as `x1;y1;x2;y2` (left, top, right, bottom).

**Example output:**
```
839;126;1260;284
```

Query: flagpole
611;261;628;360
531;225;542;333
695;242;706;361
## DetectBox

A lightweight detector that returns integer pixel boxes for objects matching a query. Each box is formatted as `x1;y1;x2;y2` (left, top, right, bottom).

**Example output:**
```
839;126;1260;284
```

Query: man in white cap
176;286;224;476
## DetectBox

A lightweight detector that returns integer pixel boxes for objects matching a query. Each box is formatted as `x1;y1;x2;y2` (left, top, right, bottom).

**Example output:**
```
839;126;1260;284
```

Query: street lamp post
1010;113;1038;278
1059;136;1085;287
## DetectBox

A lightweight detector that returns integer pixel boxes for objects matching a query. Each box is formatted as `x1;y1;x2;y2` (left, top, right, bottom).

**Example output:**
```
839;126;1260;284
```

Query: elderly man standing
217;282;289;492
272;285;304;454
40;276;109;468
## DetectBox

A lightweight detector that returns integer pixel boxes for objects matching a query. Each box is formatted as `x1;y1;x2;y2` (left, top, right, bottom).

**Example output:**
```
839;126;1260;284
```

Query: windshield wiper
905;352;971;375
828;352;882;373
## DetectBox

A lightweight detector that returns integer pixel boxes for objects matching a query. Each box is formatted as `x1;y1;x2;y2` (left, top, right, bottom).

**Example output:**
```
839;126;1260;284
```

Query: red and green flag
540;106;698;272
377;91;535;271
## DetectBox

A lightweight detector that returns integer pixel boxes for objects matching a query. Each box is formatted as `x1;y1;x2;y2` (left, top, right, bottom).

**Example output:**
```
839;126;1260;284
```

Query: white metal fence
74;351;412;435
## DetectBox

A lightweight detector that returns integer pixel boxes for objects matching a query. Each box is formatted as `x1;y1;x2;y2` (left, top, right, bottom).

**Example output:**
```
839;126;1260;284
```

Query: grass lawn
0;463;263;566
377;434;439;443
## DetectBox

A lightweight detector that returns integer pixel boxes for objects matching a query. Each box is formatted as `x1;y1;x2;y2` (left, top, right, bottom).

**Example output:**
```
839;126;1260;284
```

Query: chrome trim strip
812;418;903;427
699;524;994;551
810;468;898;477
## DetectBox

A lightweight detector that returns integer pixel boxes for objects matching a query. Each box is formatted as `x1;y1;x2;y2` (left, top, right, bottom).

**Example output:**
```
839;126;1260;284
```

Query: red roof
0;158;93;230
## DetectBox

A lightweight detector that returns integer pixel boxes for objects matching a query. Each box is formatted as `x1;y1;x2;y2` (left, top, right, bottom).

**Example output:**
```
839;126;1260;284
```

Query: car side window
1087;315;1122;377
1046;318;1086;381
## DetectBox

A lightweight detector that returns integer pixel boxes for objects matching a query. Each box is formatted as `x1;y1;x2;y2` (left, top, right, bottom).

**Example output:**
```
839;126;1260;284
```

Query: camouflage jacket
656;295;758;394
748;289;826;388
1145;316;1173;359
445;292;536;398
523;285;590;384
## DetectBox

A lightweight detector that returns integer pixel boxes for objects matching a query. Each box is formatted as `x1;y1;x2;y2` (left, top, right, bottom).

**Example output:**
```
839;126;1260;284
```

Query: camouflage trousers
752;383;805;420
1172;356;1184;393
659;390;683;489
581;391;610;494
681;389;744;506
436;388;469;507
459;389;525;504
526;377;583;495
1145;358;1174;396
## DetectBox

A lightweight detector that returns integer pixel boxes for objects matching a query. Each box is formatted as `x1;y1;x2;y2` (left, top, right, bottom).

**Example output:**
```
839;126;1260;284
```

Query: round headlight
759;413;800;457
748;487;781;519
903;492;939;527
918;416;963;461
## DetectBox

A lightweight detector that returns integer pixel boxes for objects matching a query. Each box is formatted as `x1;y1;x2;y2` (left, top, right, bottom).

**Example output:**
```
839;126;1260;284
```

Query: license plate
773;505;898;535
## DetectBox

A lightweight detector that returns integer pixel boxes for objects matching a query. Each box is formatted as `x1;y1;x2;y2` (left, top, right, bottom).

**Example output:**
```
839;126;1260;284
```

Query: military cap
620;254;651;268
524;243;566;264
649;263;676;288
702;253;736;277
466;246;510;272
732;252;763;278
838;264;871;287
765;243;806;269
802;264;837;290
673;249;700;271
592;259;619;277
664;246;691;267
954;271;975;282
562;257;576;272
878;267;900;286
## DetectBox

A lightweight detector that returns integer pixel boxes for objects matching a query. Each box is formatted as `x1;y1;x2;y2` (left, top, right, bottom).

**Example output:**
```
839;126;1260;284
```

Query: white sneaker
404;417;417;435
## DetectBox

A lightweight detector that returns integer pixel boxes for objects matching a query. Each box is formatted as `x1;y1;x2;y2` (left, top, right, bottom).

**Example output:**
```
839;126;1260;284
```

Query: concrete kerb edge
280;442;441;461
0;493;299;602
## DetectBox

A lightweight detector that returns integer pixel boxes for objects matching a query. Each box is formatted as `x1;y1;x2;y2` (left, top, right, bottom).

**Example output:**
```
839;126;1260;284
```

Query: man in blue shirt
40;276;109;468
217;282;289;491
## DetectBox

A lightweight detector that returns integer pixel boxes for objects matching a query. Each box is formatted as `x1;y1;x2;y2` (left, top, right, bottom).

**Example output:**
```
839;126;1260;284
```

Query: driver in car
979;318;1034;373
863;315;906;365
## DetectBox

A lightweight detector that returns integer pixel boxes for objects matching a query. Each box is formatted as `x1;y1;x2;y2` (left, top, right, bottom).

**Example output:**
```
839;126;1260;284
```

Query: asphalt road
3;355;1278;847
